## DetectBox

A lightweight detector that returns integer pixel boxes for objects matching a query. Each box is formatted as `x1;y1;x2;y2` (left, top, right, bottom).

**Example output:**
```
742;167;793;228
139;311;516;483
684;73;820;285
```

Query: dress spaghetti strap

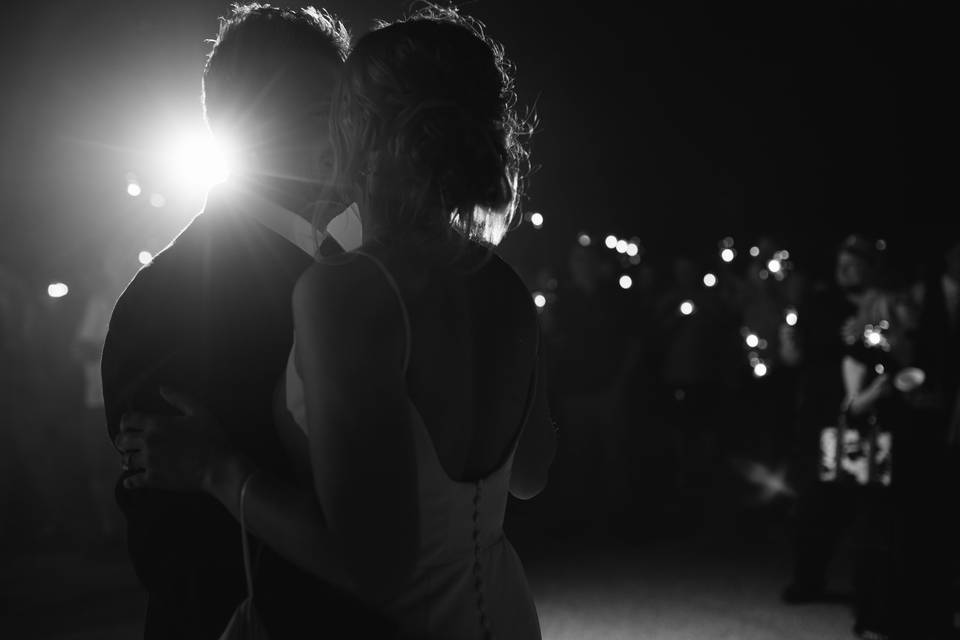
354;250;412;376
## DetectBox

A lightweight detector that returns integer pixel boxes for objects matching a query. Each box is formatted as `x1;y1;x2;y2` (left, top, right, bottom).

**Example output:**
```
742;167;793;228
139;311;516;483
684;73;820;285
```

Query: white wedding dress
282;250;541;640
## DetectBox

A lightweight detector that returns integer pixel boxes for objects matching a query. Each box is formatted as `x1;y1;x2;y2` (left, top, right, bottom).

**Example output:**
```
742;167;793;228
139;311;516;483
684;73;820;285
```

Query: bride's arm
116;390;358;594
205;453;355;590
292;259;420;603
510;348;556;500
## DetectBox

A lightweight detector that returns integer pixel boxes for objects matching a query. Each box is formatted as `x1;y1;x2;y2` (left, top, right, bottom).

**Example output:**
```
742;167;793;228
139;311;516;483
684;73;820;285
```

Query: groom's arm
102;216;213;440
102;262;181;444
101;233;214;602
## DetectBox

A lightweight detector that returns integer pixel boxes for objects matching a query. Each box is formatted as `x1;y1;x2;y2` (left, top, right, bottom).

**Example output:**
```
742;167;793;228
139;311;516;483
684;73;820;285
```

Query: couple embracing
103;4;555;639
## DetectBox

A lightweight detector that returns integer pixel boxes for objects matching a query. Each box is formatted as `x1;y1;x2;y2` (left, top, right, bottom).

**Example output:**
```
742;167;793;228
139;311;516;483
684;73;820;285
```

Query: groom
101;6;382;638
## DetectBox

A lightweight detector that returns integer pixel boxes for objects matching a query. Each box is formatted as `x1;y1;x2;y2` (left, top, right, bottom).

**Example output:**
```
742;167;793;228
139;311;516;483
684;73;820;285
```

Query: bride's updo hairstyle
329;4;531;246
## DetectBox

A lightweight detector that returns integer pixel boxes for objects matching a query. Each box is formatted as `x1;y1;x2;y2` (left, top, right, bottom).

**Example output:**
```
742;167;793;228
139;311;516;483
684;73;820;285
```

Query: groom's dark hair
202;3;350;136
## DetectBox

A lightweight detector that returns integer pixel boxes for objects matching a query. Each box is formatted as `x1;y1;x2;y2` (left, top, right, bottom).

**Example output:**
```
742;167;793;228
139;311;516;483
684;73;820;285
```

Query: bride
116;6;555;639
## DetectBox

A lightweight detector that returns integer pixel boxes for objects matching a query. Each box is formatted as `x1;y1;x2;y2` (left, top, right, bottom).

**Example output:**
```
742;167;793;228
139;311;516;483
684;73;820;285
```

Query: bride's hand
115;387;233;493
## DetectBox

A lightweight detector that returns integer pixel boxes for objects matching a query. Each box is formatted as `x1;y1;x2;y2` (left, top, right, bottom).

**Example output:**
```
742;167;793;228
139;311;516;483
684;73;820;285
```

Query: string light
626;242;639;257
138;251;153;265
616;239;629;254
604;235;618;249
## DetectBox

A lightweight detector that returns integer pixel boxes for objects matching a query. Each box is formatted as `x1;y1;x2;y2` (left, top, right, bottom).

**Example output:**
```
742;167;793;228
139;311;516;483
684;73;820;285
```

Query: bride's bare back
377;242;540;482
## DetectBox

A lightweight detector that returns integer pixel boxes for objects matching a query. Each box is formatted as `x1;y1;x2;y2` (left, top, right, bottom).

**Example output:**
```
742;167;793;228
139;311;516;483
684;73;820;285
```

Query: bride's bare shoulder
292;253;394;323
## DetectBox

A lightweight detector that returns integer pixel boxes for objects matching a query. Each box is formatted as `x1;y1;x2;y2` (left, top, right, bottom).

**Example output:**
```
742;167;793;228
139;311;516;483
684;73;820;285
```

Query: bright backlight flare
165;131;231;190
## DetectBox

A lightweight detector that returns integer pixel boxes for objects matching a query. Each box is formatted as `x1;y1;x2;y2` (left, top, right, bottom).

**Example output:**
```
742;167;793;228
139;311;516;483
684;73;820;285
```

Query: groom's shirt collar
210;181;363;255
214;182;318;256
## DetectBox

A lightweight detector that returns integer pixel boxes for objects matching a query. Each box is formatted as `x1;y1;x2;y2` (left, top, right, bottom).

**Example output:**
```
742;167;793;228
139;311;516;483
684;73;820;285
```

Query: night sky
0;1;938;287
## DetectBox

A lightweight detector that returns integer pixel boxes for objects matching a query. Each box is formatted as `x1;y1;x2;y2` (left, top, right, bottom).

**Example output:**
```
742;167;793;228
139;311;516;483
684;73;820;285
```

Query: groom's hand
115;387;231;493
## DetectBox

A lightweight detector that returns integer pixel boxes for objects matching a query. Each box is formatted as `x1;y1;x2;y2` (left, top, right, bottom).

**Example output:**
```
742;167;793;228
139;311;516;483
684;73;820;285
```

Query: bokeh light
533;292;546;308
749;246;760;257
616;239;629;254
149;193;166;208
577;233;592;247
703;273;717;287
720;248;735;263
530;212;544;228
785;309;798;326
604;235;618;249
745;333;760;348
680;300;695;315
626;242;639;257
619;274;633;290
47;282;69;298
753;362;768;378
126;182;142;197
767;259;782;273
138;251;153;265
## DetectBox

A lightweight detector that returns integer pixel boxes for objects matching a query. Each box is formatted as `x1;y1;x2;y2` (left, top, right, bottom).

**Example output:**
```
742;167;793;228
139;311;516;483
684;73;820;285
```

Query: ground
3;527;855;640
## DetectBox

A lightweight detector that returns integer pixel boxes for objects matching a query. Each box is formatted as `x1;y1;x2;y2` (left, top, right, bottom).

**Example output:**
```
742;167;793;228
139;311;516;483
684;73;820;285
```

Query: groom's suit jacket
101;186;394;639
